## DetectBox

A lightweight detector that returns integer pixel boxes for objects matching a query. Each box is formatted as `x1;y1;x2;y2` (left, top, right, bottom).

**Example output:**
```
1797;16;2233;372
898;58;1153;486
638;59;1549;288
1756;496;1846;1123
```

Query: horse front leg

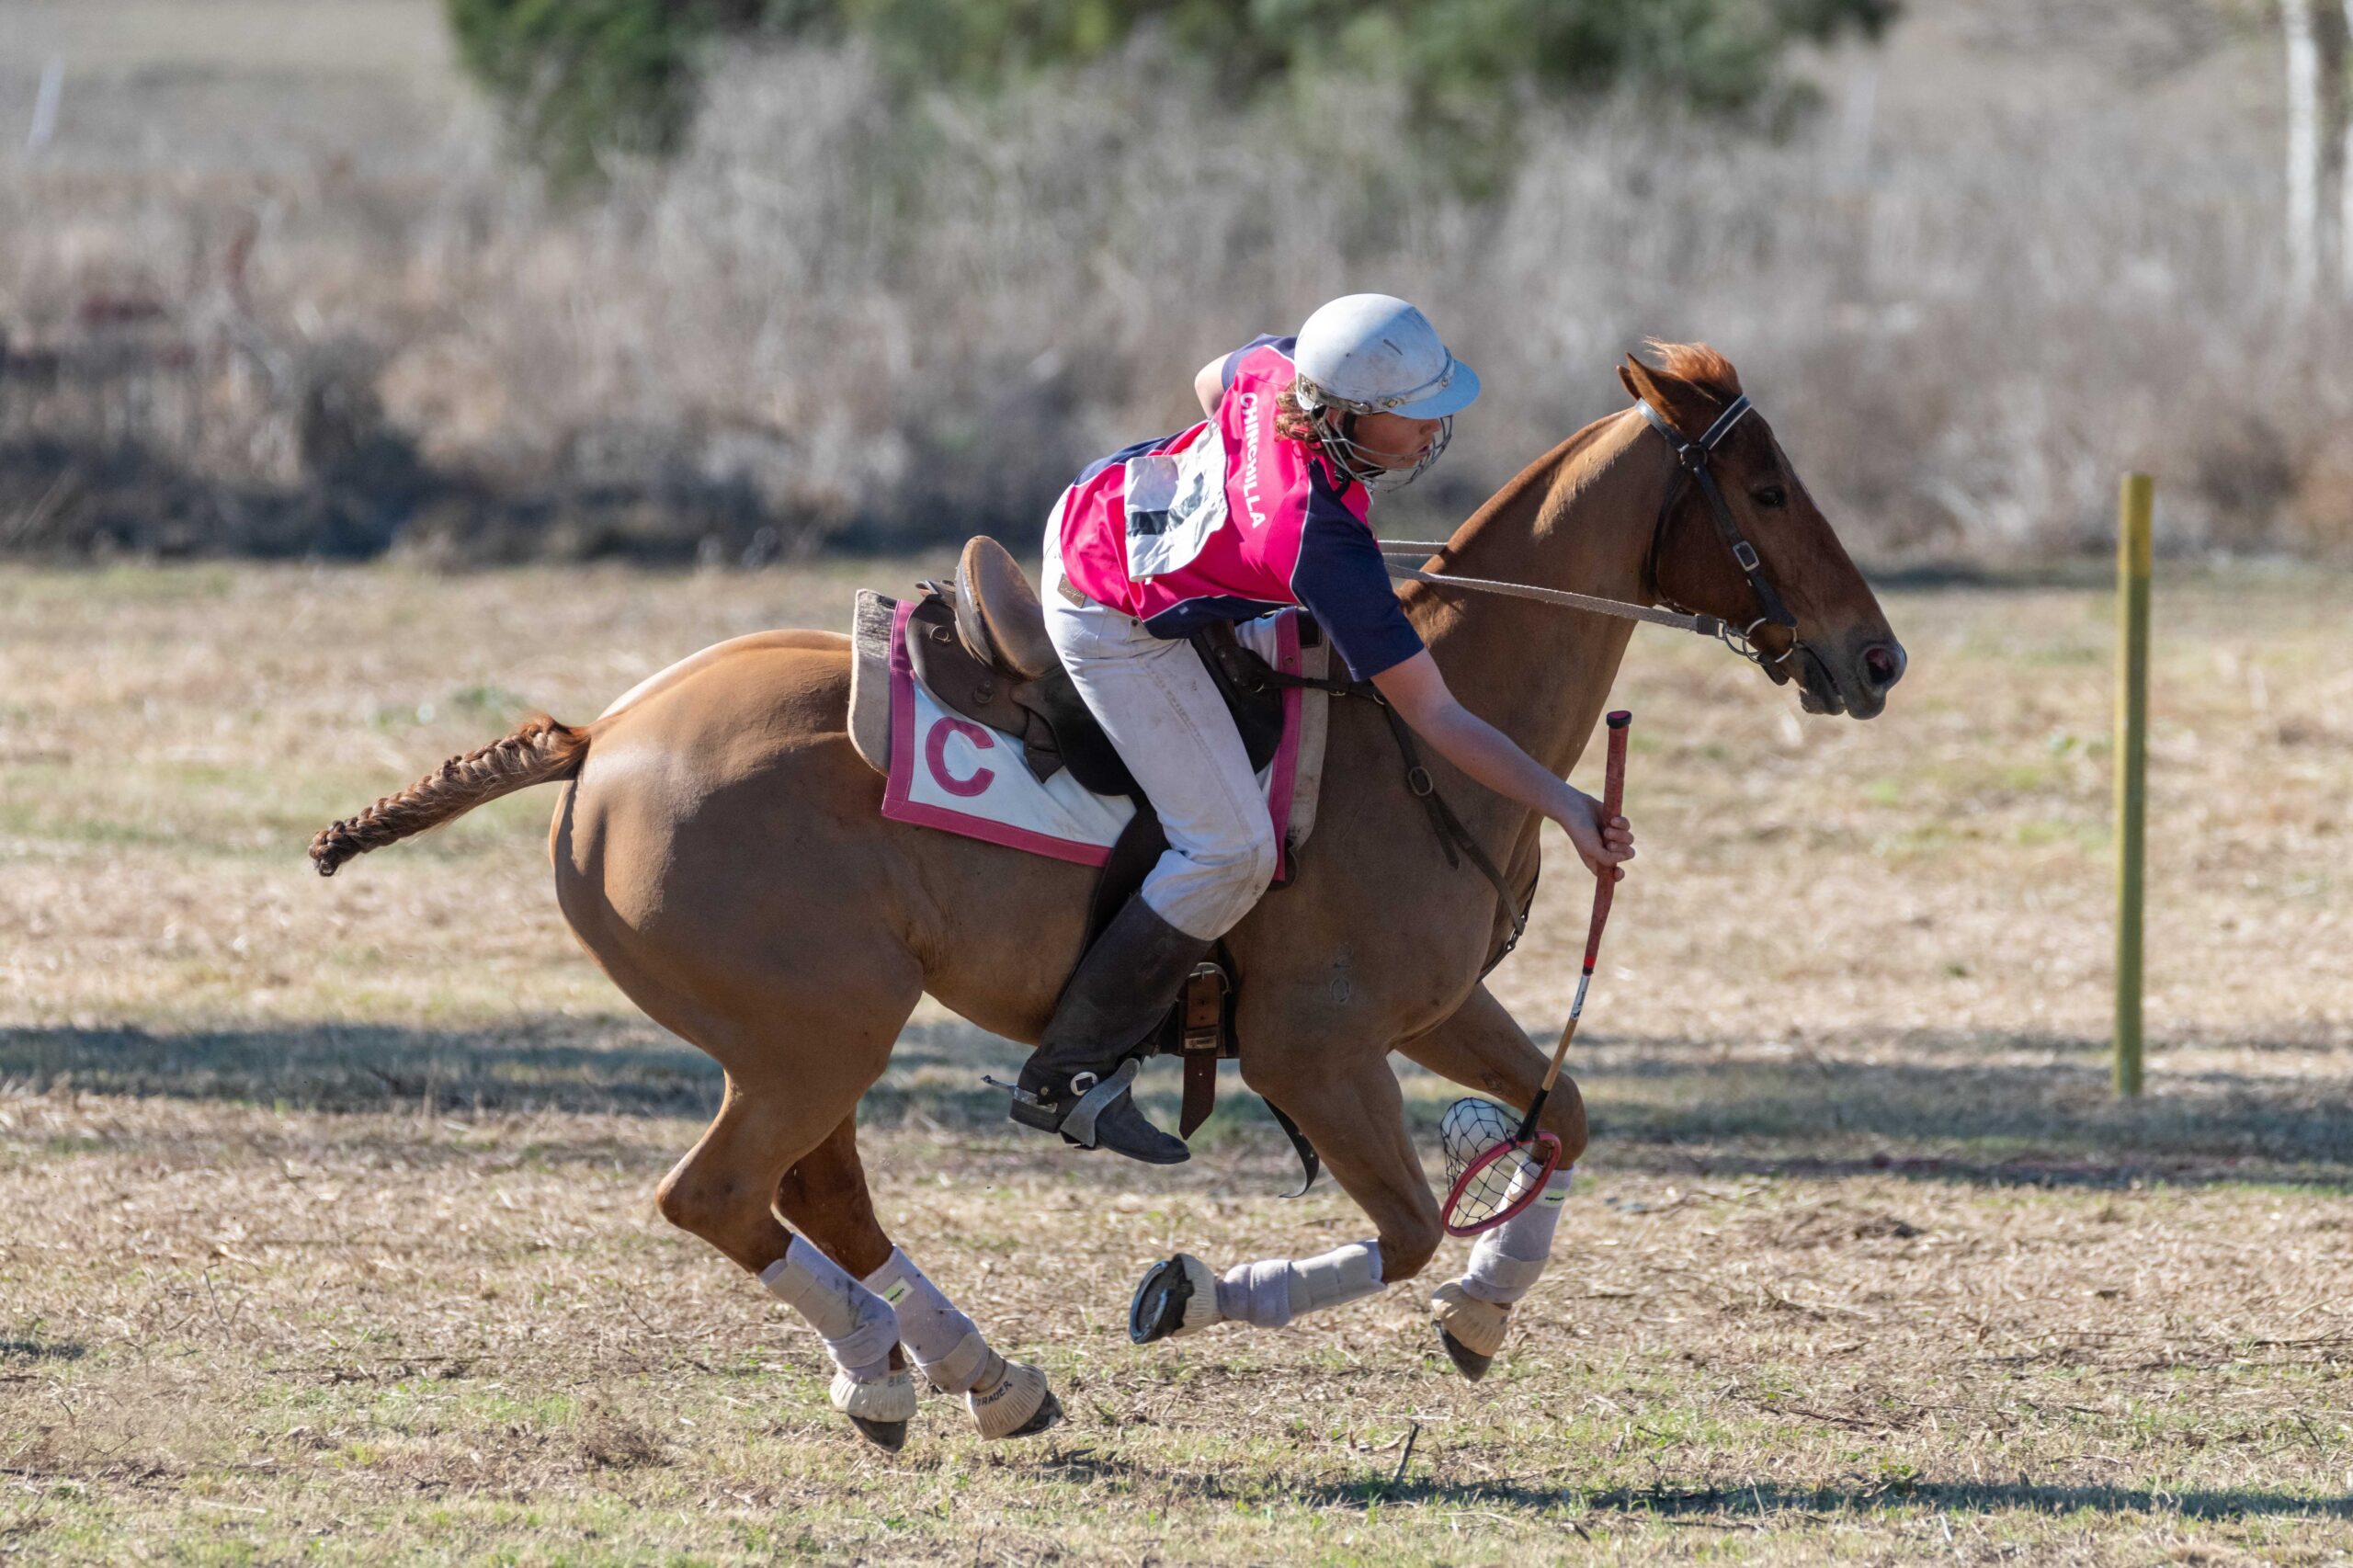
775;1118;1061;1441
1393;982;1587;1380
1130;1042;1438;1343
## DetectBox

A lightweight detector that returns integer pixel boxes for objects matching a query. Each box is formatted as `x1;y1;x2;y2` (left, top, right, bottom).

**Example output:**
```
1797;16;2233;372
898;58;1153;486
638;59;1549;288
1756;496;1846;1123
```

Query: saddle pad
871;598;1320;869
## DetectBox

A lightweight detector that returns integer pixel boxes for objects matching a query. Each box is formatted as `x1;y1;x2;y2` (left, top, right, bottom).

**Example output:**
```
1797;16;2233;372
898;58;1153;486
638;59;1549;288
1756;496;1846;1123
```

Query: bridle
1635;394;1802;671
1379;395;1813;675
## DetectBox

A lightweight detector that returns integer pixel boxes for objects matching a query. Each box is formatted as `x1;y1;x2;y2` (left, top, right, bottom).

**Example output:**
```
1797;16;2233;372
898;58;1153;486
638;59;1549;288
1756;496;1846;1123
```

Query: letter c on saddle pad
922;716;997;798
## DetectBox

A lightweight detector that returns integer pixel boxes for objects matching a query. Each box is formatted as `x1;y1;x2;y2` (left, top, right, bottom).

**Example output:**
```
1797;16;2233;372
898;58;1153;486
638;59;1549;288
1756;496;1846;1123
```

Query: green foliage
446;0;722;184
448;0;1898;186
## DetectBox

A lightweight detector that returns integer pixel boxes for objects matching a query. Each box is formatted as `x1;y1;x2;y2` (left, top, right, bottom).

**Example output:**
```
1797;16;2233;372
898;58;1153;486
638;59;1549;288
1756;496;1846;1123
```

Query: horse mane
1641;339;1742;400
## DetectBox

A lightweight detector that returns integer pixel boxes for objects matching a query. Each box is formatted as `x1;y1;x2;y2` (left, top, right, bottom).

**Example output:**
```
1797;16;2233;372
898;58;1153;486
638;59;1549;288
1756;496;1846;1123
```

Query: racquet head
1438;1096;1562;1237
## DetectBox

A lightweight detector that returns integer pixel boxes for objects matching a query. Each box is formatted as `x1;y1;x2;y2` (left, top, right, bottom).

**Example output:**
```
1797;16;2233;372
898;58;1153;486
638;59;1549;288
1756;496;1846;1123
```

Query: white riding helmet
1290;294;1480;490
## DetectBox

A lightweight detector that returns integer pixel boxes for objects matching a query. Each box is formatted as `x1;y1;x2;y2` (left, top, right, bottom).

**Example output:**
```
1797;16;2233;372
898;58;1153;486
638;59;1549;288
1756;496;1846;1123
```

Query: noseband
1634;395;1802;671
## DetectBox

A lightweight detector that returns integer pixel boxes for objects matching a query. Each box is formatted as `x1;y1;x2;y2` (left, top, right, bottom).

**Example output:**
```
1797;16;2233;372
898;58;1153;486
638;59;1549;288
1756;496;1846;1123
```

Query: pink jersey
1056;335;1426;681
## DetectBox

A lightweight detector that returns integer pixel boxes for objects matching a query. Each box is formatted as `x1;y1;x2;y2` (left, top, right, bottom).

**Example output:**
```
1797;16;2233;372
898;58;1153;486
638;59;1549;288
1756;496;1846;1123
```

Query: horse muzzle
1796;632;1906;720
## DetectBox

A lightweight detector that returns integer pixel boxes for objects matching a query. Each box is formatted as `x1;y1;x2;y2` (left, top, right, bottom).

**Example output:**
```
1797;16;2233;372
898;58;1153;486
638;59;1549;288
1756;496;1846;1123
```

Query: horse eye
1752;485;1787;509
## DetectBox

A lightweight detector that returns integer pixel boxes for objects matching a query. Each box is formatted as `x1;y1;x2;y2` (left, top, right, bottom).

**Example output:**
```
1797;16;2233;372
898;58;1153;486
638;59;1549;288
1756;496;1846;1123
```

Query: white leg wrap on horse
759;1236;900;1381
1461;1167;1574;1306
863;1248;1000;1394
1213;1241;1384;1329
863;1247;1052;1437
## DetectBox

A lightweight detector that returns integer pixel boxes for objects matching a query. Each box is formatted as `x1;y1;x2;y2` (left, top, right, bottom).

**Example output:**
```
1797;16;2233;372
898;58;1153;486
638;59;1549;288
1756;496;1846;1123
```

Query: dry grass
1;560;2348;1562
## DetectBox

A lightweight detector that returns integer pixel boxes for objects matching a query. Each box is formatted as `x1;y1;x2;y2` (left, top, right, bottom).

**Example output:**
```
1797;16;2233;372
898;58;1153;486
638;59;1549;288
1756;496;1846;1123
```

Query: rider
1007;294;1635;1163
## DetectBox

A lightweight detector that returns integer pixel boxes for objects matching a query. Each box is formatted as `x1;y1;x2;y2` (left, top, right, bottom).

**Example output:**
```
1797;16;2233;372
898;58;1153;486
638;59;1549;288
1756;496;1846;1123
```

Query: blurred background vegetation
0;0;2339;565
445;0;1897;185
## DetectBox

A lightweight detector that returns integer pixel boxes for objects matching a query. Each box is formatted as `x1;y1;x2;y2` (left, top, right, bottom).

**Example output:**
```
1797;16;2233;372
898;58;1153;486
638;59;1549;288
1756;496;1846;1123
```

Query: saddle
899;537;1287;796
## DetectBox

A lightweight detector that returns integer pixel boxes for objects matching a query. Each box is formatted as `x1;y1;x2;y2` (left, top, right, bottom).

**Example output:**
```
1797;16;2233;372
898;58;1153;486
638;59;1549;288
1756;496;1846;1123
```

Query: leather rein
1380;394;1808;673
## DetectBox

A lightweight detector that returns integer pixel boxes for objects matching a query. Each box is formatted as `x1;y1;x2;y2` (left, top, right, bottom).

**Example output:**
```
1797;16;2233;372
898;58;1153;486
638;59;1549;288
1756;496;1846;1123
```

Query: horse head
1618;343;1905;719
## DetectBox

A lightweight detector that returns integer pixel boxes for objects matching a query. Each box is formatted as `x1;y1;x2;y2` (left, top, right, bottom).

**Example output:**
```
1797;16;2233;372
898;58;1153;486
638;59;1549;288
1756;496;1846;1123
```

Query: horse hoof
969;1358;1059;1440
847;1415;909;1452
1438;1325;1493;1382
831;1366;917;1451
1009;1387;1063;1437
1429;1281;1509;1381
1129;1253;1218;1344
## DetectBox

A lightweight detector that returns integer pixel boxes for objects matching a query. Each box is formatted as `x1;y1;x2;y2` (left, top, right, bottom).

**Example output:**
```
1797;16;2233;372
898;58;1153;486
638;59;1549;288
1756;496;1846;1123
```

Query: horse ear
1620;347;1716;437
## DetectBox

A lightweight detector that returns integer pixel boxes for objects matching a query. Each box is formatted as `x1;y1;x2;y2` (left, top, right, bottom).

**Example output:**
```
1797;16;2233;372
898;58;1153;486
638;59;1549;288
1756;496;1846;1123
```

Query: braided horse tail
308;716;589;877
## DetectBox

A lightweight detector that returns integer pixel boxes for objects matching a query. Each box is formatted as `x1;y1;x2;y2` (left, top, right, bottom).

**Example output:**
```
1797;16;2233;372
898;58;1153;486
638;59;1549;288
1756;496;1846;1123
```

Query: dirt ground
2;561;2348;1564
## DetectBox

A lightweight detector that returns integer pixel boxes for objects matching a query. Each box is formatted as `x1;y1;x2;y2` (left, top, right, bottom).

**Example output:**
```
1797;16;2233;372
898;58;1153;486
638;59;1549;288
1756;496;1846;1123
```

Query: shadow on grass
5;1017;2347;1187
0;1017;1005;1121
1038;1447;2349;1522
1522;1030;2353;1189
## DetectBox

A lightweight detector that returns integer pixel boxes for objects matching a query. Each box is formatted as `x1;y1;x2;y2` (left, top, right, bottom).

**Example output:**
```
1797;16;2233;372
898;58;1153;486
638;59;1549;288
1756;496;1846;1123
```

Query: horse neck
1404;411;1659;787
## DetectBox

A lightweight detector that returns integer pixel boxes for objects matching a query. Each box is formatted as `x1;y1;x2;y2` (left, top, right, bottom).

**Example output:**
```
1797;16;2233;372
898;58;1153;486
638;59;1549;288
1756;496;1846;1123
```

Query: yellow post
2113;474;2153;1097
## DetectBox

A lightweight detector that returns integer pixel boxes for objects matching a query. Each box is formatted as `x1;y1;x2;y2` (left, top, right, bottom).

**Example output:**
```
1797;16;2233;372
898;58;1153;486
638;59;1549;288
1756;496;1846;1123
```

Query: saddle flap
905;594;1034;740
955;537;1059;682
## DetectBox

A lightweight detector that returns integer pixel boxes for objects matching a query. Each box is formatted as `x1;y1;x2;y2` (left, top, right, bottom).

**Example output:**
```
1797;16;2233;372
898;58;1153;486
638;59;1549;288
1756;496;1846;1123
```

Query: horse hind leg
777;1118;1062;1440
650;1072;918;1448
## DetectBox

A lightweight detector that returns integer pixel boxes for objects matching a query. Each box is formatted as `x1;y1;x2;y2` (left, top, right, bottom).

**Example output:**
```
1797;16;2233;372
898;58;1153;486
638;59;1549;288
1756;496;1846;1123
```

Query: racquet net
1438;1096;1561;1236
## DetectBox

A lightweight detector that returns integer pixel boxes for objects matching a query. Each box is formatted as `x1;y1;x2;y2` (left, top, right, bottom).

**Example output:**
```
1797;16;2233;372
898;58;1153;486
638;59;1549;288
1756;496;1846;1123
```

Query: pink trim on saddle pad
880;598;1303;871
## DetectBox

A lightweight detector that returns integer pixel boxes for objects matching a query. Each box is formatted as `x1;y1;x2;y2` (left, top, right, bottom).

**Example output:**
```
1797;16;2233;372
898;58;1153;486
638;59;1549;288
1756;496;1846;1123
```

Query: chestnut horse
311;345;1904;1447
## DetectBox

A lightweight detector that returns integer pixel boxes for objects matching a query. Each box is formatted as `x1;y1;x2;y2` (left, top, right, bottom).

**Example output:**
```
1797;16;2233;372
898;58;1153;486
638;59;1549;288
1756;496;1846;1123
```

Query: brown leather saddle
906;538;1316;1184
903;537;1286;796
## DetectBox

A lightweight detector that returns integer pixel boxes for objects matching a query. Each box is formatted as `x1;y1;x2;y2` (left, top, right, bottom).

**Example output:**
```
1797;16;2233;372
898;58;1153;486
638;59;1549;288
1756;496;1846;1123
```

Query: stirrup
994;1058;1140;1148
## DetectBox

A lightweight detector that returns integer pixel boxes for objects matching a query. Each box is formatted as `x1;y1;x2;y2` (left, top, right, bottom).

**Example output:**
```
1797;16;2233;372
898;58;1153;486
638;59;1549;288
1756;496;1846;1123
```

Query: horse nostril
1861;643;1904;690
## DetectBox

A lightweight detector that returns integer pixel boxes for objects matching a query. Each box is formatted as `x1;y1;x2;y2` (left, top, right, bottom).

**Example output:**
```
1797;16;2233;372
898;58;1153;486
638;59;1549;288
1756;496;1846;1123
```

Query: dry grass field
3;559;2350;1564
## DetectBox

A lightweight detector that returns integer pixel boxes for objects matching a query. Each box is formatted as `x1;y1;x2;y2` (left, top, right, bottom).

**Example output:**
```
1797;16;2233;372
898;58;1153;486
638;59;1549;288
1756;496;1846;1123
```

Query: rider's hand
1549;784;1634;881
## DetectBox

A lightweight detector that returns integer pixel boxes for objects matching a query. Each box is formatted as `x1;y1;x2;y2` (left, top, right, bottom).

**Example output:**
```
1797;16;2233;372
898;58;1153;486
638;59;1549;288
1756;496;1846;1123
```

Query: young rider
1008;294;1635;1164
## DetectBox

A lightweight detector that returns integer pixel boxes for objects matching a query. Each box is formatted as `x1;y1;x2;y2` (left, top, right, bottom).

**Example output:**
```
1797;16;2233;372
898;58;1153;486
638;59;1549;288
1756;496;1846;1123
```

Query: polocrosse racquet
1439;709;1631;1237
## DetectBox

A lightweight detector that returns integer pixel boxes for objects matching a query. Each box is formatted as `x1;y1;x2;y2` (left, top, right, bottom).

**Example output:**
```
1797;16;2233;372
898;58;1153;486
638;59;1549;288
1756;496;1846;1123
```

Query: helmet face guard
1298;381;1454;492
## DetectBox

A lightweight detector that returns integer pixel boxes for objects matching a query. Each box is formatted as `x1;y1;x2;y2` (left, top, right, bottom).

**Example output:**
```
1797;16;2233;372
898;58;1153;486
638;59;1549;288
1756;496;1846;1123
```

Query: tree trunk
2338;0;2353;297
2287;0;2323;304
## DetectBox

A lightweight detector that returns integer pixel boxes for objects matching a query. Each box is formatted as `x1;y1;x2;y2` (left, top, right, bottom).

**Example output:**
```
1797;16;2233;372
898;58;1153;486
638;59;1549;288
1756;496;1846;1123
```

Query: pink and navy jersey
1056;335;1426;681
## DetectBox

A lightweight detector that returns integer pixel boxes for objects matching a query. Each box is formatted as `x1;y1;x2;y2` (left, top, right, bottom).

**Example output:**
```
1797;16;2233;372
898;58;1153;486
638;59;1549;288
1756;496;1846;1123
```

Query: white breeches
1041;525;1278;941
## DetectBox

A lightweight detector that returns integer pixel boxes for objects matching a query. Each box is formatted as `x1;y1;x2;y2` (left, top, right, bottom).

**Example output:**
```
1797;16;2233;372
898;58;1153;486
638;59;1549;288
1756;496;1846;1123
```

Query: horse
308;343;1905;1449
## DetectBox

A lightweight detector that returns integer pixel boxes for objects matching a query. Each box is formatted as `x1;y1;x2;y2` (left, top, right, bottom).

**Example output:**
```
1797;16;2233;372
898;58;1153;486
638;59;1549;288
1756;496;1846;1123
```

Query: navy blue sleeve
1290;472;1425;681
1221;333;1293;392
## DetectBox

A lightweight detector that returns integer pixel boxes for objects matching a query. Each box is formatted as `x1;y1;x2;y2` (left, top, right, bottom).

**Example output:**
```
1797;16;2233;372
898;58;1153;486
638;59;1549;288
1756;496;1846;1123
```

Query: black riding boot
1006;896;1206;1165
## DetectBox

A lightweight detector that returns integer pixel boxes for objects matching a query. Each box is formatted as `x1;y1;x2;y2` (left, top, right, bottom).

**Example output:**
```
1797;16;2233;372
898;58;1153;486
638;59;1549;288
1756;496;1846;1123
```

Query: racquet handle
1522;710;1633;1133
1583;711;1631;968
